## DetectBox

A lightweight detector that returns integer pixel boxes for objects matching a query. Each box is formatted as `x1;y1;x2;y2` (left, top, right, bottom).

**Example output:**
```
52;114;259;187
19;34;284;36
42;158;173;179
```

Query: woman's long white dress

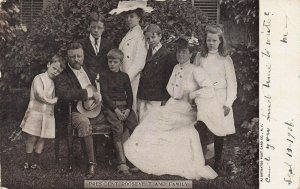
119;25;147;113
124;61;218;180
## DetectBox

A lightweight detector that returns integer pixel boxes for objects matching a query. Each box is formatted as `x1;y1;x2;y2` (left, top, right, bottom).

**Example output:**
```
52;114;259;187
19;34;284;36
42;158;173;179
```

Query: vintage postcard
0;0;299;189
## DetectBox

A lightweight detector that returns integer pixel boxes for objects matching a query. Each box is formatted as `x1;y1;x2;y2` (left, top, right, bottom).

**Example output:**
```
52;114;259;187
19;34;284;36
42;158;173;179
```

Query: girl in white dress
193;25;237;172
20;55;65;169
124;38;218;180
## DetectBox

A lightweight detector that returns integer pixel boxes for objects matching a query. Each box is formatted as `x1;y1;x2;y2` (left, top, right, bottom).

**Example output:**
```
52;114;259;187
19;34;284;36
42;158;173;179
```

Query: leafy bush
1;0;259;129
0;0;22;48
220;0;259;46
238;117;259;187
230;44;258;125
0;0;208;90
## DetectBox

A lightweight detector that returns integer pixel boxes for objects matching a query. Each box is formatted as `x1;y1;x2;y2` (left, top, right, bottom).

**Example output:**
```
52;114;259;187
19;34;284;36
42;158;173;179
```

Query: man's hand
115;108;126;121
93;92;102;104
86;84;96;99
223;105;230;116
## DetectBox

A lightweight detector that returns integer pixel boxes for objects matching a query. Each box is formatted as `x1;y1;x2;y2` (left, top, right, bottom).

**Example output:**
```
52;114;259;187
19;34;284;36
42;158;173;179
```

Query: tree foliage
0;0;208;90
1;0;259;126
0;0;22;45
220;0;258;46
239;117;259;187
220;0;258;25
0;0;24;71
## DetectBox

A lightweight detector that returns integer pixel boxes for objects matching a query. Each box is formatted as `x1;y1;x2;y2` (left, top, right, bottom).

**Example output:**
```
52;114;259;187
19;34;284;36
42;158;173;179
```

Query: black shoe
213;160;222;173
85;162;96;178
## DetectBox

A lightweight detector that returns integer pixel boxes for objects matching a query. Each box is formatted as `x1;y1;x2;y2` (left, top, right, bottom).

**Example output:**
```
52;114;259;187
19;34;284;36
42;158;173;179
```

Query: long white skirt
124;99;217;180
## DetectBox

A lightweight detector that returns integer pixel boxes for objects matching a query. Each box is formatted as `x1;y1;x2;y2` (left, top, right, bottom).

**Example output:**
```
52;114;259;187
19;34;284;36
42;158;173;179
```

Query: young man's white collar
89;34;101;54
151;42;162;55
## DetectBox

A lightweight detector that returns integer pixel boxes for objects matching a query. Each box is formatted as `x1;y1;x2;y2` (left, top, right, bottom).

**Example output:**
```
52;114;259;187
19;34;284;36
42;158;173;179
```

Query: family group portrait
0;0;259;188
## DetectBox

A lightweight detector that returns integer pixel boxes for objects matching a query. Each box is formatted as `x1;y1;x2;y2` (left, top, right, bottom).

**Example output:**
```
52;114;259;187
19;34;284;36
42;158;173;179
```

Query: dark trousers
103;107;138;143
194;121;224;166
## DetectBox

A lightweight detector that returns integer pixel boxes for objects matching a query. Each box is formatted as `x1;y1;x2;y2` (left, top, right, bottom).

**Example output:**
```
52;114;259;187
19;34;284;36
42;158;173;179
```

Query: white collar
130;25;141;32
178;60;191;68
68;63;83;74
208;49;218;54
89;34;101;44
152;43;162;54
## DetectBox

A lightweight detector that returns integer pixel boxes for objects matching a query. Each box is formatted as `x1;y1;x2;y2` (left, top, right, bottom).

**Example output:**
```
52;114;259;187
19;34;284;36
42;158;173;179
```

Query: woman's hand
182;90;192;103
53;97;58;104
223;105;231;116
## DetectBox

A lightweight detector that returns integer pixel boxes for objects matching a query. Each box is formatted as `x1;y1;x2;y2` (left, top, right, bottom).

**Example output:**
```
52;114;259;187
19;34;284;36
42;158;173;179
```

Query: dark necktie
94;38;98;54
147;48;153;60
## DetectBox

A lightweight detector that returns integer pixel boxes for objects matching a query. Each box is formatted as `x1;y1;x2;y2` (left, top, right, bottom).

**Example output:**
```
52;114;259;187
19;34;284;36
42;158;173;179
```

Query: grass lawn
1;120;257;189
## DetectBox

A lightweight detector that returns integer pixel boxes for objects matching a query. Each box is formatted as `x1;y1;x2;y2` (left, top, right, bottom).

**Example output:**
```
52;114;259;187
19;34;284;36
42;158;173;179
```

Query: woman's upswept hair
125;8;144;19
201;24;228;57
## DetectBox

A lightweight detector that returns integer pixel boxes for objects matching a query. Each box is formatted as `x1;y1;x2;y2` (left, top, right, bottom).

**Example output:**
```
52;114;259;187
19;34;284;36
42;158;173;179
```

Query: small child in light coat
20;55;66;169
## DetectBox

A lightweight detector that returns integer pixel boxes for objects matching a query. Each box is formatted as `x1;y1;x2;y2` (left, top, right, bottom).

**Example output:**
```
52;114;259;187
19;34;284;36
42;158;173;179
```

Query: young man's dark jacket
137;46;177;101
79;37;114;75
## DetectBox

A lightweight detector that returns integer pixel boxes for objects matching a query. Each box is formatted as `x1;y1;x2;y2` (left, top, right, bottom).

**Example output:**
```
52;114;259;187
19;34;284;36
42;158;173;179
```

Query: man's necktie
147;48;153;60
95;38;98;54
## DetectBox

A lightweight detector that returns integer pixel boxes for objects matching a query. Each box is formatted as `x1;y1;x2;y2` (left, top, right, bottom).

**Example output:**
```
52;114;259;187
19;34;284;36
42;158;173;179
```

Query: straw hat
77;85;101;118
109;1;154;15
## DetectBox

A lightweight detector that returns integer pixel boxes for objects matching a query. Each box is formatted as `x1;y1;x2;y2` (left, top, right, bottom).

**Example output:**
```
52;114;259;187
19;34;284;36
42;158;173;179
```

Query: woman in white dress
110;1;153;113
124;38;218;180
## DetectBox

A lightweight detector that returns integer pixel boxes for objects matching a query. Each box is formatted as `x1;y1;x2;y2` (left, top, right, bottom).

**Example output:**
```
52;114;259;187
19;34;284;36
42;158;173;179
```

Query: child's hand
122;109;131;119
115;108;126;121
223;105;230;116
53;97;58;104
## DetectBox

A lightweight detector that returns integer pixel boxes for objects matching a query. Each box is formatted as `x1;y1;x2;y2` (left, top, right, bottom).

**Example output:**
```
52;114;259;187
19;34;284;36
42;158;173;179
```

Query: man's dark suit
79;37;114;75
54;64;104;177
54;65;97;116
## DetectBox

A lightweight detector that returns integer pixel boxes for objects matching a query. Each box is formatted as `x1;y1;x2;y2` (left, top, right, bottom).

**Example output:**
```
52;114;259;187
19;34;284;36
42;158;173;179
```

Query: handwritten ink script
260;1;300;189
283;121;296;185
260;11;275;184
